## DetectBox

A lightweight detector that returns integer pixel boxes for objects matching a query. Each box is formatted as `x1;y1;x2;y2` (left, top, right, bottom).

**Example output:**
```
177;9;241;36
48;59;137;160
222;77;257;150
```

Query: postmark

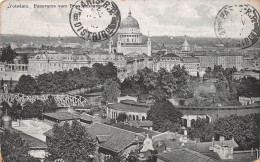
214;4;260;49
69;0;121;42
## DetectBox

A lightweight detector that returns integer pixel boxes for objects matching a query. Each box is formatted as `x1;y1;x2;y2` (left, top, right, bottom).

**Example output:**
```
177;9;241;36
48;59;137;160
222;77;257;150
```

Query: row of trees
14;62;118;94
1;95;57;120
120;66;192;101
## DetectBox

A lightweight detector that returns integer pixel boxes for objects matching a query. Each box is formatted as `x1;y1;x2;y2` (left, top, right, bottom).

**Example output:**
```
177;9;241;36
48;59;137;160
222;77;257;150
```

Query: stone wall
177;104;260;122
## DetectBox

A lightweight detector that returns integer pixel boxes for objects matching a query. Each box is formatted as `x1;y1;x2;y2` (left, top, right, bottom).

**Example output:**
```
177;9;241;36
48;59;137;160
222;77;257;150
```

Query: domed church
109;9;151;56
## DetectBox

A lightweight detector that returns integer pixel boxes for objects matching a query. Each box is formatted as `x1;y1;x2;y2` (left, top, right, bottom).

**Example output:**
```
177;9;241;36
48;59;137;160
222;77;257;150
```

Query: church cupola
181;36;190;52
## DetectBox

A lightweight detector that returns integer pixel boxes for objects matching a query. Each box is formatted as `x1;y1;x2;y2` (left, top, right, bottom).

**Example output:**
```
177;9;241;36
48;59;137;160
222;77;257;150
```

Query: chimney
219;136;225;141
184;129;187;136
158;140;162;147
163;145;167;153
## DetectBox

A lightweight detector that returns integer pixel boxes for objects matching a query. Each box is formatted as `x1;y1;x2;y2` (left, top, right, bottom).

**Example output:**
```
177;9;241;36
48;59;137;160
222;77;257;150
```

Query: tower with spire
147;31;151;56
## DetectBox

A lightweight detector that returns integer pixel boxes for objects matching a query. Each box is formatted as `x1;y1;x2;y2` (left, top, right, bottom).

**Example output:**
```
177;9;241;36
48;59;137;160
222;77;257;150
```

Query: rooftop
156;148;219;162
161;53;179;58
112;122;160;137
185;142;212;153
43;112;81;121
152;131;183;142
80;112;94;122
215;140;238;148
87;123;145;152
7;127;47;149
108;101;151;113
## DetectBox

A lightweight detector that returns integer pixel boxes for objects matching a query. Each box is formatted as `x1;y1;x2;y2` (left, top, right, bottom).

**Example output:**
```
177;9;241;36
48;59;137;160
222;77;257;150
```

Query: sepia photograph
0;0;260;161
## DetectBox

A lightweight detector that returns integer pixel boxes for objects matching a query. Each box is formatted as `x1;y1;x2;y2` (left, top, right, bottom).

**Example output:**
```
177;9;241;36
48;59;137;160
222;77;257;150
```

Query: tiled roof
107;102;150;113
96;135;112;143
153;139;182;153
87;123;145;153
156;148;219;162
8;127;47;149
43;112;81;121
120;100;151;107
43;128;53;137
203;151;258;162
152;132;183;142
112;122;160;137
185;140;238;153
215;140;238;148
185;142;212;153
80;113;93;122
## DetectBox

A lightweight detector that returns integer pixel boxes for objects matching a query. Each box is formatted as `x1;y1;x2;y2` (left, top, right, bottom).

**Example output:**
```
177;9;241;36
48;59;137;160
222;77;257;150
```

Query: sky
1;0;260;37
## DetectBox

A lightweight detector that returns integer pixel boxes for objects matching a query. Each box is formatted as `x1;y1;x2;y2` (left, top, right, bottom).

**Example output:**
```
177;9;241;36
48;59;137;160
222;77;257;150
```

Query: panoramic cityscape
0;0;260;162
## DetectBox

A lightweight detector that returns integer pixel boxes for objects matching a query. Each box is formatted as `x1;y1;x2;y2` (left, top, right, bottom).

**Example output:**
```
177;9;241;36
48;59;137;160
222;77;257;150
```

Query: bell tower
109;38;113;53
147;31;151;57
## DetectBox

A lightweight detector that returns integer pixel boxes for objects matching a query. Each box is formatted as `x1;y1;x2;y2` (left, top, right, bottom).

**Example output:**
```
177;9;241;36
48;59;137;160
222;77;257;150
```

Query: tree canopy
120;65;191;101
0;129;40;162
103;79;121;103
116;113;127;122
0;45;17;63
147;99;183;132
46;120;96;162
11;62;118;95
14;75;37;95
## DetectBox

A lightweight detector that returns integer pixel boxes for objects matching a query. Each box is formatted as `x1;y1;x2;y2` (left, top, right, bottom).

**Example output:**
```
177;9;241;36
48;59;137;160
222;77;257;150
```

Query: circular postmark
69;0;121;42
214;4;260;49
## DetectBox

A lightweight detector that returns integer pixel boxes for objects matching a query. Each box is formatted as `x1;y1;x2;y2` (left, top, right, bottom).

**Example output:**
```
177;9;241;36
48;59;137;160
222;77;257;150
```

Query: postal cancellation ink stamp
214;4;260;49
69;0;121;42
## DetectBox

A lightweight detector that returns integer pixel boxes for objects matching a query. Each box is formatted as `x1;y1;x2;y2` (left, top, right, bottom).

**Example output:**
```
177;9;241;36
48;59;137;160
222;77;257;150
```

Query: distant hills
1;34;260;49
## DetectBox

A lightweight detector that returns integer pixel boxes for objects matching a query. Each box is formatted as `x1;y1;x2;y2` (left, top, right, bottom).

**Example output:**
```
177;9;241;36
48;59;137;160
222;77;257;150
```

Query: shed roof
87;123;145;152
43;112;81;121
8;127;47;149
112;122;160;137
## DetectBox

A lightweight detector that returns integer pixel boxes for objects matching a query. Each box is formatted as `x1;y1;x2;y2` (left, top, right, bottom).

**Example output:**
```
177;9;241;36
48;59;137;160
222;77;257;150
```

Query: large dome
120;11;140;29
